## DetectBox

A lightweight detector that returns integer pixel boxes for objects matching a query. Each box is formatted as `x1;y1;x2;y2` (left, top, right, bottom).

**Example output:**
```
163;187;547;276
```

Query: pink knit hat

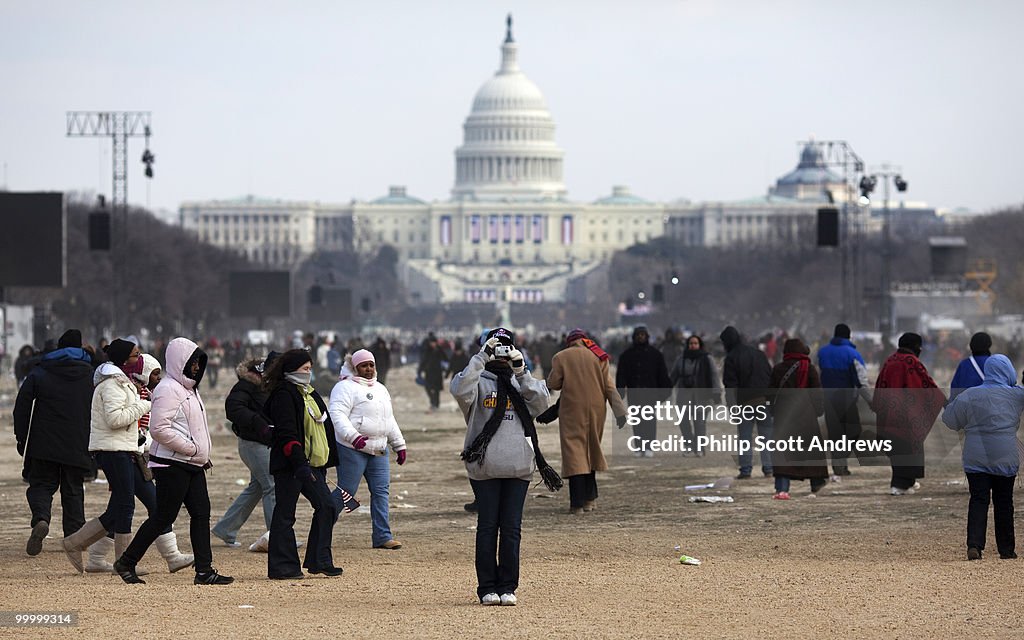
351;349;375;367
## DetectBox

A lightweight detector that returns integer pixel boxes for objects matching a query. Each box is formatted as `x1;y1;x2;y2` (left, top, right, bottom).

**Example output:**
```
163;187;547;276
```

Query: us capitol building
180;18;888;307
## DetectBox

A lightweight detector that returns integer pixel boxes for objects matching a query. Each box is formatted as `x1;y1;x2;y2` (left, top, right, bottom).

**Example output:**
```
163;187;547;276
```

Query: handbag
133;451;154;482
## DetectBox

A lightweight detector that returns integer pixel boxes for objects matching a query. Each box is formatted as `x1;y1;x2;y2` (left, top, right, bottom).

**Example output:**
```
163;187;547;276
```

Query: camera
494;345;512;358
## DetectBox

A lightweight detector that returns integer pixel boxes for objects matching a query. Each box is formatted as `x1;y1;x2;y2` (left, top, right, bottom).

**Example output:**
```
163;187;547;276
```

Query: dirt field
0;365;1021;639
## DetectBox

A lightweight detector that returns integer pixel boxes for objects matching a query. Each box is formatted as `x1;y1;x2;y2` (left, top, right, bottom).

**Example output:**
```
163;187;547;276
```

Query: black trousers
470;478;528;599
26;458;86;536
122;463;212;573
425;387;441;409
824;391;862;472
888;438;924;489
568;472;598;509
966;472;1015;555
268;468;337;578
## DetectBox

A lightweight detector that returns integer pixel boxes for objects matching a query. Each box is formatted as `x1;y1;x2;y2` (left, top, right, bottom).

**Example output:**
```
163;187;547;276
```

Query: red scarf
576;338;609;362
782;352;810;388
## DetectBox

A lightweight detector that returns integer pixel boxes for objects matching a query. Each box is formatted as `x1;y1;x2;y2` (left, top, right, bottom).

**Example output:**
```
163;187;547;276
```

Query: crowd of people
9;320;1024;603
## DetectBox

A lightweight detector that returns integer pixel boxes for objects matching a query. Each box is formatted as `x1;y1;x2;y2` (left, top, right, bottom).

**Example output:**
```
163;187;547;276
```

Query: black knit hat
834;323;852;339
104;338;135;366
258;350;281;374
486;327;515;347
58;329;83;349
279;349;312;373
969;332;992;356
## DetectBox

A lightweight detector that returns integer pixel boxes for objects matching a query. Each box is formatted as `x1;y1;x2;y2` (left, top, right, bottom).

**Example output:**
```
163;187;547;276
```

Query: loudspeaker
652;283;665;303
89;211;111;251
817;207;839;247
308;285;323;306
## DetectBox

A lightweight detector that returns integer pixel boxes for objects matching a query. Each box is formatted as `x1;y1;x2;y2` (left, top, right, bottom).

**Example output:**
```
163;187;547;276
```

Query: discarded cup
679;554;701;566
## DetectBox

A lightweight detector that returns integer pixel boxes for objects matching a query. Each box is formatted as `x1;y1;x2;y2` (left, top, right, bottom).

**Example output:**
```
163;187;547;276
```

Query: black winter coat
616;343;672;404
13;351;94;470
722;339;772;406
226;377;272;446
266;382;339;474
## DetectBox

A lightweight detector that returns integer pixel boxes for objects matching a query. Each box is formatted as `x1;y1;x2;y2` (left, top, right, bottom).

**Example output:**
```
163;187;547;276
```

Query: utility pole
66;111;154;335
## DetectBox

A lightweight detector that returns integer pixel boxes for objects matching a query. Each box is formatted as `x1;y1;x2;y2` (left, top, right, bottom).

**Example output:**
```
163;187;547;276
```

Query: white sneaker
890;486;915;496
912;481;921;490
500;593;517;606
642;450;654;459
481;593;500;606
249;531;270;552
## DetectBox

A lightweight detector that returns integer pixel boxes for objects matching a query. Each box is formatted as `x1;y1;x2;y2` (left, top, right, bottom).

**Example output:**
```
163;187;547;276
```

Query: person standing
547;329;627;514
60;339;151;573
369;337;392;385
13;330;94;556
113;337;233;585
949;332;994;401
212;356;277;552
659;328;686;375
418;335;445;412
668;334;721;455
329;349;407;549
616;326;671;457
942;355;1024;560
768;339;827;499
817;323;872;477
720;326;774;479
264;349;341;579
872;333;946;496
447;339;470;380
451;327;557;606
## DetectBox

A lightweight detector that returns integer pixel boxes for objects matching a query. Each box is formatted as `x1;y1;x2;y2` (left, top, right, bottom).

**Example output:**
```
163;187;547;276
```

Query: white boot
249;531;270;553
155;532;194;573
85;537;114;573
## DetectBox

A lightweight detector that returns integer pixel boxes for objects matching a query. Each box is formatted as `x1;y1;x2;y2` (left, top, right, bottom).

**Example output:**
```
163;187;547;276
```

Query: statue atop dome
505;13;514;44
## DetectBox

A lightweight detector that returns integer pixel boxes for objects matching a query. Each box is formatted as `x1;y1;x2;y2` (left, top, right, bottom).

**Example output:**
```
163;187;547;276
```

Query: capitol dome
452;16;566;201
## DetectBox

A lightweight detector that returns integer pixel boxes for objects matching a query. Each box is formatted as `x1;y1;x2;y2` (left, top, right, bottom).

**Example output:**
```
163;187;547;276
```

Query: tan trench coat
547;341;627;477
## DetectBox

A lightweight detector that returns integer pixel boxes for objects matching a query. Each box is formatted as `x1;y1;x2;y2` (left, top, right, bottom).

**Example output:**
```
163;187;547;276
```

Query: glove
352;435;368;450
616;414;628;429
484;336;501;357
396;449;407;465
294;463;316;483
508;348;525;375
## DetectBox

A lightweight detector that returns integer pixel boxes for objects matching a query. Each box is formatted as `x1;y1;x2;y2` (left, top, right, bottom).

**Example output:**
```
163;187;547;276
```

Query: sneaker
911;481;921;491
967;547;982;561
113;558;146;585
735;473;752;480
481;593;500;606
500;593;517;606
26;521;49;556
374;540;402;550
890;486;915;496
642;450;654;459
212;529;242;548
249;532;270;552
772;492;791;500
194;570;234;585
829;474;842;484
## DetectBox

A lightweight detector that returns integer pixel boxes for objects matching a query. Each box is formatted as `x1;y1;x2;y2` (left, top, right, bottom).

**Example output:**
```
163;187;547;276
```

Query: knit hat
104;338;136;366
834;323;852;339
279;349;312;373
351;349;375;368
136;354;161;384
566;328;588;345
486;327;515;347
58;329;83;349
969;332;992;356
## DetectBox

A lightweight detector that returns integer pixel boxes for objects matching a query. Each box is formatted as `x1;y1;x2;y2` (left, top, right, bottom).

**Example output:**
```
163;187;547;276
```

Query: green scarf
298;384;329;468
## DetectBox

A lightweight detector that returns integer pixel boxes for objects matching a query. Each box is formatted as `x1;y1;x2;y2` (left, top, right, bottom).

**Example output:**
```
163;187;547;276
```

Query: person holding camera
328;349;407;550
451;327;558;606
264;349;341;579
546;329;627;515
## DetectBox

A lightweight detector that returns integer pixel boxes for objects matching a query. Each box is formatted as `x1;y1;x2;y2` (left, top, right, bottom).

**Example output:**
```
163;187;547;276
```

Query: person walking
872;333;946;496
668;334;721;455
546;329;627;514
949;332;994;401
451;327;558;606
13;330;94;556
264;349;341;579
942;354;1024;560
417;335;445;412
60;339;151;573
369;337;392;385
817;323;872;477
768;339;828;499
328;349;407;550
112;337;233;585
616;326;672;457
212;355;277;552
720;326;774;479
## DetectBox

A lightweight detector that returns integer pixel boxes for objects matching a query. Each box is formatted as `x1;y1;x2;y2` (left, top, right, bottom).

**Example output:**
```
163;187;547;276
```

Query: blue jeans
94;451;136;534
774;475;791;493
333;445;393;547
212;439;275;542
737;413;774;476
470;478;529;599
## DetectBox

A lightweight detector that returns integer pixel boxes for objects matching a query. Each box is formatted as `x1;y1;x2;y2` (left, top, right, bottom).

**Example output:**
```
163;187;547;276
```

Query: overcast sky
2;0;1022;216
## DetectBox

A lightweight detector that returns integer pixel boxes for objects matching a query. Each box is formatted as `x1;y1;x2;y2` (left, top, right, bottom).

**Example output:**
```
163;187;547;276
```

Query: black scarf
461;361;563;492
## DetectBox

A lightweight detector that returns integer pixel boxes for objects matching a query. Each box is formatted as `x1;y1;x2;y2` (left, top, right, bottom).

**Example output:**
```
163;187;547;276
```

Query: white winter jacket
89;363;152;452
329;372;406;456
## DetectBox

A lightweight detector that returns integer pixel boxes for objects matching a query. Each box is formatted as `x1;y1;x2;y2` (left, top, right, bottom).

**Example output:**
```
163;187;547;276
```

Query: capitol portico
180;17;910;307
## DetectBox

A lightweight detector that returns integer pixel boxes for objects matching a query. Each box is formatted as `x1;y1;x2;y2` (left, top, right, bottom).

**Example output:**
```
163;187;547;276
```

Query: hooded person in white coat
329;349;407;549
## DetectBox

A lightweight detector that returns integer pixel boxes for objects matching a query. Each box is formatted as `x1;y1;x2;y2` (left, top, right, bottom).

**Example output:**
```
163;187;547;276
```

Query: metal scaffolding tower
66;111;153;213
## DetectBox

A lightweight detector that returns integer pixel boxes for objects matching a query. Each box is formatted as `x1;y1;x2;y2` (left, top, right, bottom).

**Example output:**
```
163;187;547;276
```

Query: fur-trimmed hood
236;358;263;385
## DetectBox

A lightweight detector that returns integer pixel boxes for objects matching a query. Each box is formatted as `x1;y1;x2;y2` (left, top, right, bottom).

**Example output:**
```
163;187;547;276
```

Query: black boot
114;557;145;584
194;569;234;585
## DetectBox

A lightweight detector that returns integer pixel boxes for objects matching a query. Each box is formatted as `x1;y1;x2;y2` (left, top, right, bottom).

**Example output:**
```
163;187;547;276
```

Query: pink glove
352;435;368;450
396;450;407;465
